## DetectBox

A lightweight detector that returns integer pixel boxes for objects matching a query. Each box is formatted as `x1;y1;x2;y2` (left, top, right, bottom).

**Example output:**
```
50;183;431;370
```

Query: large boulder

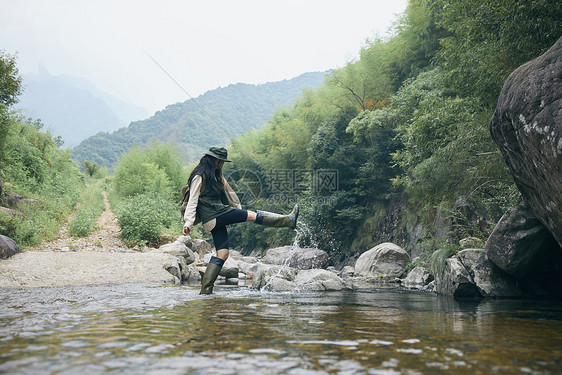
457;249;521;298
486;202;558;277
0;235;19;259
263;246;329;270
354;242;410;280
489;35;562;248
434;249;522;298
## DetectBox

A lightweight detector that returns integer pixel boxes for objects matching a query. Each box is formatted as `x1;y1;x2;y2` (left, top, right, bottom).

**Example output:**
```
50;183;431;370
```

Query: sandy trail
0;194;179;288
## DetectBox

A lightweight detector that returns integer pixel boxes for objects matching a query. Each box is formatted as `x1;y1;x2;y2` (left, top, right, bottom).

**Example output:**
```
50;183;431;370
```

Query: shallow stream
0;283;561;374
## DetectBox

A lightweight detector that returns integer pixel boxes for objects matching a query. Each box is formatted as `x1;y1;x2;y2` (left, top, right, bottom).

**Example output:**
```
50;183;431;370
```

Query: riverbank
0;194;181;288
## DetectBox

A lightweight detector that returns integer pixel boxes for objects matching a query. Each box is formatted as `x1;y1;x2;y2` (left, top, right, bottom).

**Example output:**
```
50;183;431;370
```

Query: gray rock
459;237;484;249
0;235;19;259
161;256;182;284
190;239;213;259
220;265;239;279
354;242;410;280
486;202;559;277
252;266;346;292
252;265;298;290
262;276;297;292
294;269;346;291
181;264;201;283
341;266;355;277
0;206;26;218
3;194;42;209
434;257;479;297
457;249;521;297
423;280;435;292
154;242;196;265
263;246;329;269
292;248;329;270
262;246;292;265
489;35;562;248
175;235;193;247
403;266;433;288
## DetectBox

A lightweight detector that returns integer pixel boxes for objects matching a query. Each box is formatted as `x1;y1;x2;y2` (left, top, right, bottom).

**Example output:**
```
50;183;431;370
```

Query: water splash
259;220;320;293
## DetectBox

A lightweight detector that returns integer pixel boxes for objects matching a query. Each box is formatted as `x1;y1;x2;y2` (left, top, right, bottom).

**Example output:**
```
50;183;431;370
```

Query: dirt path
28;192;130;253
0;193;180;288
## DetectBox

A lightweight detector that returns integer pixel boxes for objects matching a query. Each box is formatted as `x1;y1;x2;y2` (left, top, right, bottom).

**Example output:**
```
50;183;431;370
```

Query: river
0;283;561;374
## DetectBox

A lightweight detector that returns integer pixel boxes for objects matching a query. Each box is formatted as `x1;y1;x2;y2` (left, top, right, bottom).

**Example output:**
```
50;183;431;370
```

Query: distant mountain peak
16;69;150;147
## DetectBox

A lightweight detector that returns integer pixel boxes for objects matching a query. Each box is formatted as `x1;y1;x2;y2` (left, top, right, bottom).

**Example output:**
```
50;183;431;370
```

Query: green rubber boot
200;256;224;295
255;204;299;229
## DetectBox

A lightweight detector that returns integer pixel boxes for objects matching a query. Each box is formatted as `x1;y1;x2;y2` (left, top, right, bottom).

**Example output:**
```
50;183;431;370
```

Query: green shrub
69;183;105;238
428;245;461;277
115;192;181;247
0;119;83;247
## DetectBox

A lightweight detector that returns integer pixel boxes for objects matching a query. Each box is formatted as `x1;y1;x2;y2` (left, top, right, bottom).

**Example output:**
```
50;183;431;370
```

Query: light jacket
183;174;241;232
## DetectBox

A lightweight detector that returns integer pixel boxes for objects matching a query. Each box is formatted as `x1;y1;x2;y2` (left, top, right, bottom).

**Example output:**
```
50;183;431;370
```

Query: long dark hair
189;155;224;193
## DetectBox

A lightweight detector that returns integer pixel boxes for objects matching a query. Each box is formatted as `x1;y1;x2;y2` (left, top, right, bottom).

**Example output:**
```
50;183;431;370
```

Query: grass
69;181;106;238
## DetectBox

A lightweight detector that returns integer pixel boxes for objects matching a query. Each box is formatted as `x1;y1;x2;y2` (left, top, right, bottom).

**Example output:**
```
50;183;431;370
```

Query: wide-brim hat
205;146;231;162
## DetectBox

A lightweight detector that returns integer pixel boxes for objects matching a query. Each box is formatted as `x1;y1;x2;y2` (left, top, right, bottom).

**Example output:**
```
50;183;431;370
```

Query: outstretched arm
183;175;202;235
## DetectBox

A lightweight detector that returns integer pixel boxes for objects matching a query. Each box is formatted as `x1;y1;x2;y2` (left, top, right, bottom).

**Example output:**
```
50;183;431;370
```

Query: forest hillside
71;72;326;168
221;0;561;263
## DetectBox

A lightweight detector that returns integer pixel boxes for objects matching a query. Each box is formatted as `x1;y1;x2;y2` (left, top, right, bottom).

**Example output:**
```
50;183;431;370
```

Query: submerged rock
354;242;410;280
294;269;346;291
252;265;298;291
252;265;346;292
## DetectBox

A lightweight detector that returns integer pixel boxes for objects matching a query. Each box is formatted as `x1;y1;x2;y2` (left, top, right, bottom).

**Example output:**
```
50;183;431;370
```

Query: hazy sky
1;0;409;114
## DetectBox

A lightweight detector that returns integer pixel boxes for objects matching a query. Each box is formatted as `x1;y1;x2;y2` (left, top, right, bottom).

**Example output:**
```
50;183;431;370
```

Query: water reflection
0;284;561;374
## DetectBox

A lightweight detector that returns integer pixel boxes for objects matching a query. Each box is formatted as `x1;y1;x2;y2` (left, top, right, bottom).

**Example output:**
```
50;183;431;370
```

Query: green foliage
430;0;562;103
69;182;105;238
0;119;83;247
113;145;172;199
71;72;327;169
0;50;22;106
115;192;181;247
429;245;461;277
223;0;551;256
82;160;103;178
110;142;187;246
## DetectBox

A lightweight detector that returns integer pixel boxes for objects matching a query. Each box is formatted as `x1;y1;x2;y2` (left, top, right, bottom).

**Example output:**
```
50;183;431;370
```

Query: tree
0;51;23;168
82;161;100;177
0;50;22;106
430;0;562;103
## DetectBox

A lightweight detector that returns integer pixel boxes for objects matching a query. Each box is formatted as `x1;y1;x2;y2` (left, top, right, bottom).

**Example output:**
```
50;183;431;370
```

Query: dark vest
196;173;234;224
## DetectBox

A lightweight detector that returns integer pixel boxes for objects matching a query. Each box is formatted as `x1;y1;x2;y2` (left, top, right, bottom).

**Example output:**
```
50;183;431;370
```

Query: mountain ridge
17;66;149;147
71;71;328;168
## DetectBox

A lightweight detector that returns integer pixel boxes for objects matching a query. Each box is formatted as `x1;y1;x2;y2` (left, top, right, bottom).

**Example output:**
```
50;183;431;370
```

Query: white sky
0;0;409;114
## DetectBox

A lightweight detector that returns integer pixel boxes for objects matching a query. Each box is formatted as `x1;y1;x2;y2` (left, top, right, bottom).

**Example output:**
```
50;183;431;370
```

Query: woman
183;146;299;294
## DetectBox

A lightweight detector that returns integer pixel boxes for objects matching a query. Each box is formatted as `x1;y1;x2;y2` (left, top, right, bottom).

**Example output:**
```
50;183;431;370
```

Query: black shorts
210;209;248;250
